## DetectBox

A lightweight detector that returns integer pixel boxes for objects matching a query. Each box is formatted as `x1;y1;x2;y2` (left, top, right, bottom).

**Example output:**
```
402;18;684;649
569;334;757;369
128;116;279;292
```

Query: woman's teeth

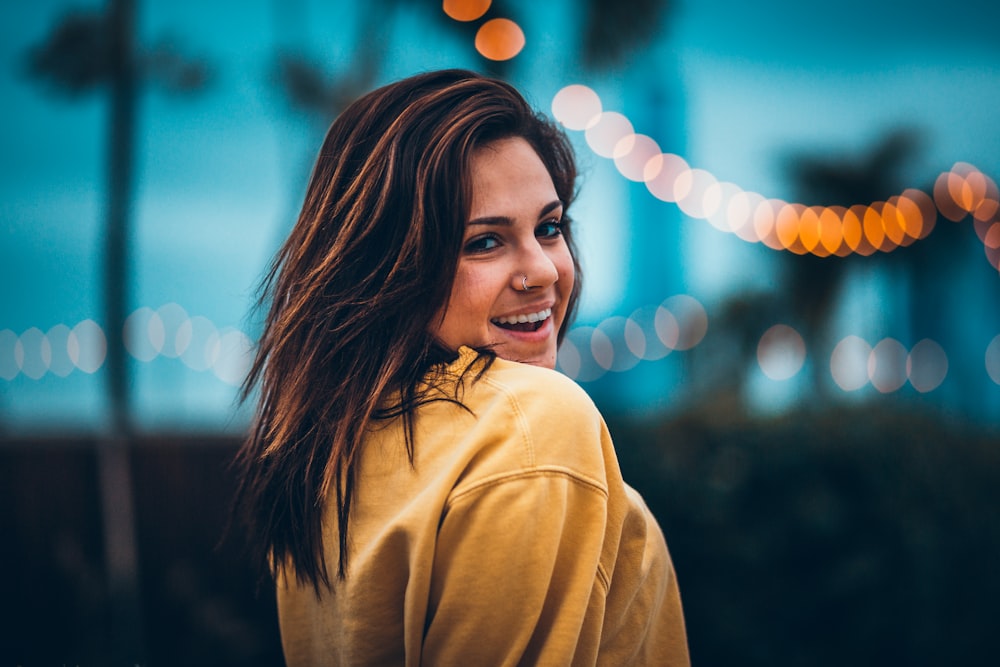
492;308;552;326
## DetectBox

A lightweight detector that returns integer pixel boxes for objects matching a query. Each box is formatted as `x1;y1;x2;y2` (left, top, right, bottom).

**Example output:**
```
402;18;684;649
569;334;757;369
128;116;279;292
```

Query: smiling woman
231;69;689;666
431;136;575;368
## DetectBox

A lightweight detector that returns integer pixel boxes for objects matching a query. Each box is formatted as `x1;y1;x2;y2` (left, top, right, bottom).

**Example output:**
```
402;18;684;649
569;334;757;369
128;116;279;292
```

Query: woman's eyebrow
468;200;563;227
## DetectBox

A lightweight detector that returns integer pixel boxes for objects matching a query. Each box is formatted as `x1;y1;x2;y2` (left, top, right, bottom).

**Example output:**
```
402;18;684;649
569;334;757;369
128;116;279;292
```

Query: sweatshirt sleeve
422;468;610;666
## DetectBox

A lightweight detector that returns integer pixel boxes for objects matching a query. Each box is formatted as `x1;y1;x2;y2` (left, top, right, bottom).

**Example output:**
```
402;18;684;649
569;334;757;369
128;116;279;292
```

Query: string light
0;298;989;395
474;18;525;61
441;1;525;62
5;89;1000;397
1;304;252;386
442;0;491;22
552;85;1000;273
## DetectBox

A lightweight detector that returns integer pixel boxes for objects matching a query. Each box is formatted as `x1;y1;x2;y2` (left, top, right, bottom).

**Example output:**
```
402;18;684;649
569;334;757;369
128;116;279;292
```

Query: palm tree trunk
98;0;144;662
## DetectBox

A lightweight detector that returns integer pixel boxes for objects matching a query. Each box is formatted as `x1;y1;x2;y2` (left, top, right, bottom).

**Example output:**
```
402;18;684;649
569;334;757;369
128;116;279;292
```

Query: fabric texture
277;347;689;666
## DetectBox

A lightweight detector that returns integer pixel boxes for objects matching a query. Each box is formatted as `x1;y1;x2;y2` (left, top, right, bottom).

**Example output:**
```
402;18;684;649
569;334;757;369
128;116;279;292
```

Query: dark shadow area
611;403;1000;667
4;408;999;665
0;436;283;667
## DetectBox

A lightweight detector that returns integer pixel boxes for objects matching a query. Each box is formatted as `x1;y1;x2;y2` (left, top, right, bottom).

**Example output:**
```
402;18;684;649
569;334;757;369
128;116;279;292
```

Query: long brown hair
232;69;581;591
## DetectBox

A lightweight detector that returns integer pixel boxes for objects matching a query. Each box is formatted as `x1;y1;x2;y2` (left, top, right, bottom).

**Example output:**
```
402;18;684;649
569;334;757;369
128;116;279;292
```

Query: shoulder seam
447;466;609;509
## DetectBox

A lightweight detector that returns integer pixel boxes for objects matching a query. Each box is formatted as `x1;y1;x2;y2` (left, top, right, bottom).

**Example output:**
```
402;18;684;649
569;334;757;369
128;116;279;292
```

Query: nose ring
521;275;531;291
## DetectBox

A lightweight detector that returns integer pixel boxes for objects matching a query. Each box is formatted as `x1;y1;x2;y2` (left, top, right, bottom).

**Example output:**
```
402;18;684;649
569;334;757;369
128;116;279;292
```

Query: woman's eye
536;220;565;239
464;234;500;254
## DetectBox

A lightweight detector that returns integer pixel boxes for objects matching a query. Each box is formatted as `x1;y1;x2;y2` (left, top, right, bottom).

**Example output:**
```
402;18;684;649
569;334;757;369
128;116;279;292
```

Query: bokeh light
67;320;107;374
661;295;708;350
1;305;255;386
125;306;160;362
585;112;634;159
757;324;806;381
474;18;525;61
559;327;607;383
868;338;908;393
831;335;872;391
155;302;190;358
442;0;491;22
626;305;674;361
595;316;641;373
179;315;220;372
613;134;661;183
987;334;1000;385
46;324;75;378
17;328;49;380
553;87;1000;269
551;84;602;131
644;153;690;203
907;338;948;393
209;328;254;386
675;169;719;220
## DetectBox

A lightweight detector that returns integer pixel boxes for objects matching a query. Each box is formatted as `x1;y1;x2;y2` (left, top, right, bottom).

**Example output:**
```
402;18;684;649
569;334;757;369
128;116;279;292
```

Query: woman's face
431;136;575;369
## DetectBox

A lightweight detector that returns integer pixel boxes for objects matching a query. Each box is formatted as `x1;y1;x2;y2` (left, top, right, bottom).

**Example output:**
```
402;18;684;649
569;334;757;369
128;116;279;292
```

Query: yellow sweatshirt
277;347;689;666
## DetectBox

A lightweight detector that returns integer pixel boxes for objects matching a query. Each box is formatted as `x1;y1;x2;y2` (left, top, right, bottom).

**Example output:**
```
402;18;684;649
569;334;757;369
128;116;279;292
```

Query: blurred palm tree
23;2;211;662
782;128;923;395
697;128;928;411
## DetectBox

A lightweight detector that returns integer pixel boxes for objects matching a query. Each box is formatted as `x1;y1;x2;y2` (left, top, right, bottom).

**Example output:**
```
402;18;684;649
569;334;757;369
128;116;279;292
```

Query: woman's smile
491;307;553;330
431;136;575;369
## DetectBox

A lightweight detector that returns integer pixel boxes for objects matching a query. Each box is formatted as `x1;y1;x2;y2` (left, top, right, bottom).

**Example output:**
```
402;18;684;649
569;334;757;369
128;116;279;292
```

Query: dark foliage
610;403;1000;667
4;404;997;665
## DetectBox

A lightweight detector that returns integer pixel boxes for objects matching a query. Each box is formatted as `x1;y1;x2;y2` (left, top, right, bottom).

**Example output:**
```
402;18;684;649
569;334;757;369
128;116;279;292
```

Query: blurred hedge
609;401;1000;667
4;402;997;666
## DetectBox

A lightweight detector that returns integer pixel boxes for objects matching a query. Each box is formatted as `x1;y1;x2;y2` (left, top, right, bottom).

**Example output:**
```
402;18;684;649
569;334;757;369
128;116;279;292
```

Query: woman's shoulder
441;349;614;493
458;351;599;420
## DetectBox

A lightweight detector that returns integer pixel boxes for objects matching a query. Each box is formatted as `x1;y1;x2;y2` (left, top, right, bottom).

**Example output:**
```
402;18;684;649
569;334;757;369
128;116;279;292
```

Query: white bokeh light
831;335;872;391
125;307;160;362
551;84;602;131
156;303;191;358
626;305;674;361
584;112;634;159
757;324;806;381
46;324;75;378
595;316;641;373
645;153;690;203
613;134;661;183
179;315;220;372
17;328;49;380
661;295;707;351
986;334;1000;385
68;320;107;374
561;327;607;383
868;338;909;393
907;338;948;393
209;328;254;386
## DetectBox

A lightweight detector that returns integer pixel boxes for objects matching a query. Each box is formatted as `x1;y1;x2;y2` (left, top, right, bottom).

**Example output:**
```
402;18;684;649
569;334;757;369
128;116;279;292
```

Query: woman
233;69;689;665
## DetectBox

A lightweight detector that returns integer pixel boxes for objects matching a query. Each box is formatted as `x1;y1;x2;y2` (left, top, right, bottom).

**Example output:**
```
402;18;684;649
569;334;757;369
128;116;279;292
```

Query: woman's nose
512;241;559;290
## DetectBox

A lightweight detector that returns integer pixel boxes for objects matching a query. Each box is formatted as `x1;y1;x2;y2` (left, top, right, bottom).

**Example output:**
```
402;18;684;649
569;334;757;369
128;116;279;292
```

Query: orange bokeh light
475;18;525;61
905;188;937;240
863;205;887;251
842;206;864;253
798;206;822;254
442;0;491;22
819;206;845;256
881;199;906;247
935;171;967;222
